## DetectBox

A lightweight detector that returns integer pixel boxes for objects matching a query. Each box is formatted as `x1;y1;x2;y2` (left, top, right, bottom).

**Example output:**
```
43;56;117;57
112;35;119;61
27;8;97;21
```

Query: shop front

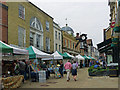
97;38;113;64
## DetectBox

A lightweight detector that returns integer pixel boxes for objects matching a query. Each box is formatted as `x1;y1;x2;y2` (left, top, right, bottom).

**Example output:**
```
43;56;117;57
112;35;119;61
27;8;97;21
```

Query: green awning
26;46;52;59
0;41;13;53
26;46;36;59
113;26;120;33
88;56;95;60
83;55;89;59
58;51;71;59
0;41;28;54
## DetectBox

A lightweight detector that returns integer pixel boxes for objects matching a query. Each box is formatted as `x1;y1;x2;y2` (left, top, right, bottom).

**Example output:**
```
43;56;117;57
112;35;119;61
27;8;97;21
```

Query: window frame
59;45;61;52
55;31;57;39
46;21;49;31
59;32;60;40
18;5;25;20
56;43;57;51
18;26;26;47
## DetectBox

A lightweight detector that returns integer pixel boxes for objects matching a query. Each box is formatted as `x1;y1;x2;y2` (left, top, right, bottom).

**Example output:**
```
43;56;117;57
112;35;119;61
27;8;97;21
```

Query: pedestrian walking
64;60;72;82
59;60;63;77
72;61;78;81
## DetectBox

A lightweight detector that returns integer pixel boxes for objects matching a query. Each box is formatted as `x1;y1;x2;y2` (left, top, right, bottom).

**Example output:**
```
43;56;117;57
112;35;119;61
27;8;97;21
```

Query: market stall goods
2;75;24;89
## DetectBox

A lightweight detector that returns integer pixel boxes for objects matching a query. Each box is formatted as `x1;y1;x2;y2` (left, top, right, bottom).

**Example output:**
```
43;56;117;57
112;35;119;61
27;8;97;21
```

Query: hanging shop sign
110;21;115;28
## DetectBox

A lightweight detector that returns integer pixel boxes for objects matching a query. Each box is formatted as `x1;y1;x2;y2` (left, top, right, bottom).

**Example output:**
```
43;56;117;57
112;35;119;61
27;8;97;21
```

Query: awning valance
0;41;28;54
26;46;52;59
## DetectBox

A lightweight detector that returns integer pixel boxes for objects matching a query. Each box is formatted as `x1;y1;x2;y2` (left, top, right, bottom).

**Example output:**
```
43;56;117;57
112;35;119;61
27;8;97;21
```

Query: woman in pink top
64;60;72;82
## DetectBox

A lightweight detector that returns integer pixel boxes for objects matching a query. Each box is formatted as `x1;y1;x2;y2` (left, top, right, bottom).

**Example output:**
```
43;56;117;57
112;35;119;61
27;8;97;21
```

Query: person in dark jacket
19;61;26;83
59;60;63;77
41;62;49;79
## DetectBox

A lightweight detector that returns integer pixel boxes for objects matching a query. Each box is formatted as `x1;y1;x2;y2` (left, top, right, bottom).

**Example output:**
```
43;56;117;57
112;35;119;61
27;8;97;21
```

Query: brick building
0;3;8;43
61;24;80;56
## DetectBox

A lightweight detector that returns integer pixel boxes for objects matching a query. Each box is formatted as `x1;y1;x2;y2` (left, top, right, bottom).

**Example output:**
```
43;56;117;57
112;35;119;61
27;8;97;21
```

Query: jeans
59;69;63;77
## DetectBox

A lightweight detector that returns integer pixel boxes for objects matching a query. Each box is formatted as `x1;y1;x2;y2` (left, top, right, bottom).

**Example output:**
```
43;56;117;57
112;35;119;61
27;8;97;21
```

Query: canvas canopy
88;56;96;60
64;52;75;58
26;46;52;59
75;54;85;60
83;55;90;59
42;51;63;60
0;40;28;54
51;51;63;60
88;56;94;60
59;52;71;59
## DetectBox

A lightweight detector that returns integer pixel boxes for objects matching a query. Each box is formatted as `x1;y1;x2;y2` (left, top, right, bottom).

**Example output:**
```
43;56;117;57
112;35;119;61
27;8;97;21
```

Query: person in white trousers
64;60;72;82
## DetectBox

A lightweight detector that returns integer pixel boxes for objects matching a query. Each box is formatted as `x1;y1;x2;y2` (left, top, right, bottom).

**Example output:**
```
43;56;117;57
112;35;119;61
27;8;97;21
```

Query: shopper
41;62;49;79
89;60;92;67
59;60;63;77
72;61;78;81
64;60;72;82
14;62;19;75
19;60;26;83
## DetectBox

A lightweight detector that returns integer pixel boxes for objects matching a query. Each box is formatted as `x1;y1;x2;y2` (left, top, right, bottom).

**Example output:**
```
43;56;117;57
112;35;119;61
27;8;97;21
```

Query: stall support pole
29;62;31;85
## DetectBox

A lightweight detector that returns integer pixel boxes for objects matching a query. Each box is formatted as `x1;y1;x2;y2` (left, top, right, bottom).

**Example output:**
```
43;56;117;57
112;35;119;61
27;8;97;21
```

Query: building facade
53;22;62;53
7;1;54;53
61;24;80;56
92;47;99;60
97;0;120;64
0;3;8;43
86;39;93;57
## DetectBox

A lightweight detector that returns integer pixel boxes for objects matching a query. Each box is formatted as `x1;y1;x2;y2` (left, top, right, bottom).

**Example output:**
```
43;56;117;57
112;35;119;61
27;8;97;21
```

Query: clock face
82;36;85;40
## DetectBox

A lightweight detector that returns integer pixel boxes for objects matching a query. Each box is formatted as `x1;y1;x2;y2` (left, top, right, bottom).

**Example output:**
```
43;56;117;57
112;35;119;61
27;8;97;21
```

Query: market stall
26;46;53;82
26;46;53;59
0;40;29;89
88;56;96;60
63;52;75;59
75;54;85;68
41;51;63;78
83;55;90;67
41;51;63;60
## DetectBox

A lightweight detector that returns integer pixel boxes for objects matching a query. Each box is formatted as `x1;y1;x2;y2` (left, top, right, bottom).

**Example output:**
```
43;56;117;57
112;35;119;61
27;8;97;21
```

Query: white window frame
56;43;57;51
46;21;49;31
59;32;60;40
18;26;26;47
55;31;57;39
18;5;25;20
46;37;50;52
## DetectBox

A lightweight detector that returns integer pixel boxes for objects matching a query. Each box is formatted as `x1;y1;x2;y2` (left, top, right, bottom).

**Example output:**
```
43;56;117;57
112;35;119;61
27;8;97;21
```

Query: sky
29;0;110;47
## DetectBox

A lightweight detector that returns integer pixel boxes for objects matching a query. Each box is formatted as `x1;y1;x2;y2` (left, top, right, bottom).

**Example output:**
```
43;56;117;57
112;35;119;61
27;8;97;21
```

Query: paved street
20;68;118;88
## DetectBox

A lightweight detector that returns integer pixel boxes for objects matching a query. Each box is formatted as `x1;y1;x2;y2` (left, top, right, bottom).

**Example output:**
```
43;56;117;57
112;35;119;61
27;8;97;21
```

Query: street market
0;0;119;89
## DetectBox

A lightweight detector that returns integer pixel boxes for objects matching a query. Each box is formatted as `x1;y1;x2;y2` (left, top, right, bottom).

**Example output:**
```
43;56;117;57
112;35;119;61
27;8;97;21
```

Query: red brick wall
0;4;8;43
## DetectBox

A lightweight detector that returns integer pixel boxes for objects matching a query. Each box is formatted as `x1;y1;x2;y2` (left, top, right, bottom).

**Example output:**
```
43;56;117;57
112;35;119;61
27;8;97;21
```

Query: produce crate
38;71;46;83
